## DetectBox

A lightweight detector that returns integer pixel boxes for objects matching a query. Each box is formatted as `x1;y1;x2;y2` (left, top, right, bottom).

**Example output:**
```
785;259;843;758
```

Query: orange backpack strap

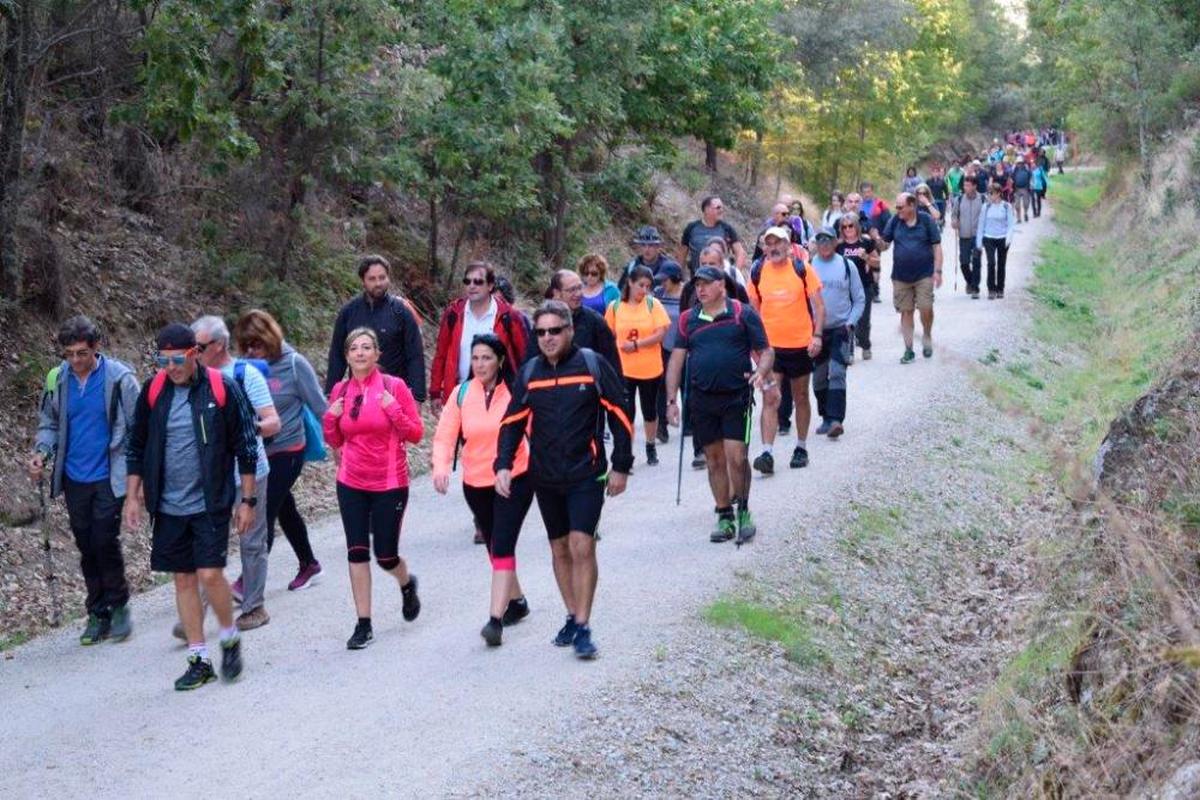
206;367;226;408
147;370;169;409
147;368;226;409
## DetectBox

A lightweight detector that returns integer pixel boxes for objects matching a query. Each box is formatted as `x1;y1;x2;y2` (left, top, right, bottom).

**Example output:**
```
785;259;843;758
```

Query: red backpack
147;367;227;409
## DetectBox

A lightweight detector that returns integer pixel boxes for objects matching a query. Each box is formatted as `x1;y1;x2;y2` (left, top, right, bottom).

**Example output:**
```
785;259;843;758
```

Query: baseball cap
813;226;837;242
657;263;683;282
156;323;195;351
762;225;791;242
693;266;724;283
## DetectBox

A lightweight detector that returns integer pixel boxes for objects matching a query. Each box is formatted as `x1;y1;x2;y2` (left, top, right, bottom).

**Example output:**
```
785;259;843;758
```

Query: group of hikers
27;135;1056;689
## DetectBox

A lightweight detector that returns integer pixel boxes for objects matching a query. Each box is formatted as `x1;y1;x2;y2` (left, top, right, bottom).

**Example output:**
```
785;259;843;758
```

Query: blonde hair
344;326;379;356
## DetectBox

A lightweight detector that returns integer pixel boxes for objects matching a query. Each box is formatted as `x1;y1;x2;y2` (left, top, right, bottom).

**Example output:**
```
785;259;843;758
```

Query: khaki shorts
893;277;935;313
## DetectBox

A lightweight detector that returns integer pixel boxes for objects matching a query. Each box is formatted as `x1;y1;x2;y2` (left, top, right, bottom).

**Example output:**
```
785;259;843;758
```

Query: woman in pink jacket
432;334;534;647
324;327;424;650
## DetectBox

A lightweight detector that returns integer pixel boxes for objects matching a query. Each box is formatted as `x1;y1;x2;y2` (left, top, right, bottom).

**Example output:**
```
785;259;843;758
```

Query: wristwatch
240;496;258;508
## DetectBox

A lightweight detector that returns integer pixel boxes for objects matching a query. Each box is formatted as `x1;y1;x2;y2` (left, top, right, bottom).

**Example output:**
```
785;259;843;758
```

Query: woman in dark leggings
324;327;424;650
432;335;536;646
236;310;327;591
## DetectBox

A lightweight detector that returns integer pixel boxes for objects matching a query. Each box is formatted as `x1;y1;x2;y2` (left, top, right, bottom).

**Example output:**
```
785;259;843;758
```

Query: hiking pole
38;478;62;627
675;356;689;506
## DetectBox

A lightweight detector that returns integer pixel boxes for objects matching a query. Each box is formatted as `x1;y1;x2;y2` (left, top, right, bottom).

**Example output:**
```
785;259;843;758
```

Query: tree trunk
0;2;34;301
428;189;438;281
537;140;572;267
704;140;718;173
749;129;763;187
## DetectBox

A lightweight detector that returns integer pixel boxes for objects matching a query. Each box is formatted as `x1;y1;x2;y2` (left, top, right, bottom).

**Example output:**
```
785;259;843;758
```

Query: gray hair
840;213;861;235
191;315;230;346
532;300;573;328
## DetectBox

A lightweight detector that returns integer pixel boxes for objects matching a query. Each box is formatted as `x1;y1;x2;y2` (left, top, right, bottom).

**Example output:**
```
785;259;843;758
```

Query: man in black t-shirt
678;196;747;276
665;266;773;546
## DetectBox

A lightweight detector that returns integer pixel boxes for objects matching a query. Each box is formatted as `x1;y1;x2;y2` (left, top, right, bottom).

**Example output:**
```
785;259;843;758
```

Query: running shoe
401;575;421;622
814;419;832;435
573;625;599;660
901;349;916;364
753;451;774;475
691;453;706;469
230;576;244;605
171;621;187;642
777;422;791;436
481;618;503;647
656;427;669;444
236;606;270;631
862;349;872;361
80;613;109;646
735;508;757;546
288;561;323;591
473;528;485;545
553;615;578;647
827;422;845;439
710;516;736;543
109;605;132;642
646;444;659;466
220;636;243;682
789;446;809;469
347;620;374;650
174;656;216;691
922;338;933;358
502;596;529;626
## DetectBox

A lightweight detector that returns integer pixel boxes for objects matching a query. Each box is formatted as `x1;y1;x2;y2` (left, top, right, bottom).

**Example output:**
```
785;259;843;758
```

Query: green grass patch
705;598;830;667
0;632;32;651
838;502;905;562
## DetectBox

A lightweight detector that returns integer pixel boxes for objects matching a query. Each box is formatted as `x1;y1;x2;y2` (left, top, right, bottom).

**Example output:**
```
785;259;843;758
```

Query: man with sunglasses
30;316;140;645
123;324;259;690
496;300;633;660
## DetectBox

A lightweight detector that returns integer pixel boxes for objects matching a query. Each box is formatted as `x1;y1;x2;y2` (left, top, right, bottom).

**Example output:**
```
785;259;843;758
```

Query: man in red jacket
429;261;530;416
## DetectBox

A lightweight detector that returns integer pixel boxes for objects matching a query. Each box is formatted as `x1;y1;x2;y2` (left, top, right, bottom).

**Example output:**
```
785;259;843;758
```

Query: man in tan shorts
881;193;942;364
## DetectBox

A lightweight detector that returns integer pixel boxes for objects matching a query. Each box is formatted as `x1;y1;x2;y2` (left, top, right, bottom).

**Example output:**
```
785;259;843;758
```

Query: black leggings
982;237;1009;292
266;451;316;566
462;474;535;571
336;483;408;570
625;376;660;424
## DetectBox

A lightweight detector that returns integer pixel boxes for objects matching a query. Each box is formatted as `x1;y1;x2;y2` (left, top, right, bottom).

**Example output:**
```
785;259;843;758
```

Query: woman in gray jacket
235;310;329;591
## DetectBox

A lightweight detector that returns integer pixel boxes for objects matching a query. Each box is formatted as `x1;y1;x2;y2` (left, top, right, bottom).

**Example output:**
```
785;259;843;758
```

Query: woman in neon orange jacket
432;334;534;646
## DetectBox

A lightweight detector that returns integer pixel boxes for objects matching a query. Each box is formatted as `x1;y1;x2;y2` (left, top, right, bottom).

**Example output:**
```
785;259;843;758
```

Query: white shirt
458;296;498;382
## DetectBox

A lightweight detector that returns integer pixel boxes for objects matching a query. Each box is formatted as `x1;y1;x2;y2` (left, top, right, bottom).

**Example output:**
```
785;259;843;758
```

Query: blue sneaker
814;419;832;435
573;625;598;660
553;615;578;647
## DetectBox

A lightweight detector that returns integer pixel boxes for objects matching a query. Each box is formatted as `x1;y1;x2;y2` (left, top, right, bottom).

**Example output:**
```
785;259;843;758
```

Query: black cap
657;263;683;282
693;266;724;283
156;323;195;351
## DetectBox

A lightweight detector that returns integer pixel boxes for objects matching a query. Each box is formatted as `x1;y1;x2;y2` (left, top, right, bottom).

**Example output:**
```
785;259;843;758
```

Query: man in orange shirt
747;227;826;472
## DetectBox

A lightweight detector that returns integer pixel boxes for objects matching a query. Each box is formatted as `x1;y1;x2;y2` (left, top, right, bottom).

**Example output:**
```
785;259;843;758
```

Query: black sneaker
502;596;529;626
80;613;110;646
553;615;578;647
691;453;706;469
789;446;809;469
481;617;503;647
777;422;791;436
573;625;599;660
174;655;216;691
656;427;669;444
646;444;659;466
220;636;243;682
109;605;132;642
347;620;374;650
401;575;421;622
753;451;774;475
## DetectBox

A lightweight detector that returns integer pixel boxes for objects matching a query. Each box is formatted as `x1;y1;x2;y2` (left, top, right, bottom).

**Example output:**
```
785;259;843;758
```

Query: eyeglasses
840;224;855;229
194;340;214;353
62;347;93;360
462;277;487;286
240;339;264;351
535;326;566;337
349;393;365;421
155;353;189;367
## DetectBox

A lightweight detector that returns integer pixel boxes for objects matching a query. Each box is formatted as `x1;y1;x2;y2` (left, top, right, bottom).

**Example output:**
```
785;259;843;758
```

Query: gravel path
0;210;1053;798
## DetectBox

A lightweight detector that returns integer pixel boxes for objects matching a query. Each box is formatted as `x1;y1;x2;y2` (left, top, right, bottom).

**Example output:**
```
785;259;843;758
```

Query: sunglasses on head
349;393;365;421
462;277;487;286
535;325;566;337
155;353;189;367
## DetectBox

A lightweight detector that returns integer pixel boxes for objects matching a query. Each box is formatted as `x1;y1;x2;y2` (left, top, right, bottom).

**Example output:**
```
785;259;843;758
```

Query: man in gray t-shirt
678;195;747;275
159;390;206;516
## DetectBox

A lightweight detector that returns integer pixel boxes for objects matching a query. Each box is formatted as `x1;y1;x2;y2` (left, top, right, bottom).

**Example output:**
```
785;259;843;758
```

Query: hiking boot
573;625;599;660
502;596;529;626
80;613;110;646
288;561;323;591
646;444;659;466
401;575;421;622
736;508;757;546
862;349;872;361
220;636;243;682
710;516;736;543
827;422;845;439
109;605;132;642
753;451;774;475
656;427;669;444
480;618;503;647
789;446;809;469
901;349;916;364
230;576;244;606
777;422;791;436
691;453;706;469
174;655;216;691
814;419;832;436
347;620;374;650
553;615;578;647
236;606;270;631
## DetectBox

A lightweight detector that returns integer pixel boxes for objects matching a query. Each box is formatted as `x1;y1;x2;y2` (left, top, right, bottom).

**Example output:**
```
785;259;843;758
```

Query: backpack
44;363;127;431
518;347;604;405
749;257;816;333
147;367;227;409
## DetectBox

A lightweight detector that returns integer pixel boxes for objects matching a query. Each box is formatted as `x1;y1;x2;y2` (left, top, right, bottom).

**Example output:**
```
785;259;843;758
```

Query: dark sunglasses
155;353;189;367
840;223;856;229
535;326;566;337
194;340;215;353
462;277;487;286
349;393;365;421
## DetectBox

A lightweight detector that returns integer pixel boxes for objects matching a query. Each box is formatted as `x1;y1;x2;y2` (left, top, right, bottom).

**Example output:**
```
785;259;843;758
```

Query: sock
358;616;372;627
188;642;209;661
219;625;238;644
716;505;734;520
763;444;774;456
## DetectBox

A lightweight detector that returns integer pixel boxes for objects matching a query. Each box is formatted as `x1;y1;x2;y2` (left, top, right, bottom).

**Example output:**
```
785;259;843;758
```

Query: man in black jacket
325;255;426;399
534;269;621;375
123;324;258;691
496;300;633;661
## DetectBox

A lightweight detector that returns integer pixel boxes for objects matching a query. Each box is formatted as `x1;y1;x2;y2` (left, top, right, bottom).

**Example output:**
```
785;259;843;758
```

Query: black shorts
151;509;232;573
689;389;752;448
772;347;813;379
535;478;606;540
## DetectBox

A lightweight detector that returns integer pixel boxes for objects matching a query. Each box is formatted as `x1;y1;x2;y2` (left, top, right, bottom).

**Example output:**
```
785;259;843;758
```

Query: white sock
763;444;774;456
219;625;238;644
188;643;209;661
